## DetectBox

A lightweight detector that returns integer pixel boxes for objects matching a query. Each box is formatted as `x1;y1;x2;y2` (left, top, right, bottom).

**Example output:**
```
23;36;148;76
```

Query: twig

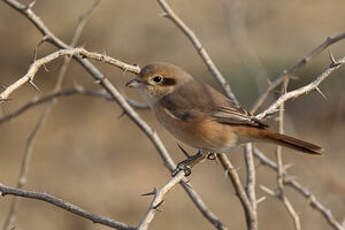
2;1;227;229
137;171;185;230
0;48;140;101
0;183;134;230
156;0;238;105
243;144;258;230
253;148;344;230
217;153;256;230
274;79;301;230
0;88;148;125
251;32;345;114
256;54;345;120
2;2;100;229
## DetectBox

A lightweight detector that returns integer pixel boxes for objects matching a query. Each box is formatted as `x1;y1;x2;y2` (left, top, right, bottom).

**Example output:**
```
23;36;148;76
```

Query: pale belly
152;105;239;152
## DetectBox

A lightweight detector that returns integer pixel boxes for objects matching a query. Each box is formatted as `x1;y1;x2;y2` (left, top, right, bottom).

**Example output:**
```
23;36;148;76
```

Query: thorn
122;66;129;74
29;80;40;92
33;35;50;61
328;49;337;65
260;185;277;197
184;178;191;184
42;63;49;72
177;144;191;158
10;226;16;230
27;0;37;9
153;200;165;210
160;12;169;17
328;49;342;68
256;196;266;205
118;110;126;119
142;188;157;197
94;79;102;84
315;87;327;101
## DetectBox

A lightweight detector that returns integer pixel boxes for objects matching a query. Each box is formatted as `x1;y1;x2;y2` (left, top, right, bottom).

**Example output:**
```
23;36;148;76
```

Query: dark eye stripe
162;78;176;86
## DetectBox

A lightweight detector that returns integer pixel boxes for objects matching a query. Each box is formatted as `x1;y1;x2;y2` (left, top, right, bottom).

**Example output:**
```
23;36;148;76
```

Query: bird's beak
125;78;143;88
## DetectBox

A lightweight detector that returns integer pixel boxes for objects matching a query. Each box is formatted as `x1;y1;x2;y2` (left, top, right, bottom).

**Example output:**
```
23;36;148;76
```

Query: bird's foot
207;152;217;160
172;149;204;177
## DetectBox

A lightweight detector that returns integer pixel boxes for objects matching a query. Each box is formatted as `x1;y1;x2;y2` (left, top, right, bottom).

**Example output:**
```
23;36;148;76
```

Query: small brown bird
126;63;323;158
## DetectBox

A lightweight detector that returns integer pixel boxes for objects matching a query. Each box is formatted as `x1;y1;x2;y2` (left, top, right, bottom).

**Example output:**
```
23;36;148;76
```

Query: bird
126;63;323;172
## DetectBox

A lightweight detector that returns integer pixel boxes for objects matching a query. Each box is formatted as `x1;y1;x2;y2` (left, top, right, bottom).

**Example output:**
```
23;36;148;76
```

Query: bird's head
126;62;192;104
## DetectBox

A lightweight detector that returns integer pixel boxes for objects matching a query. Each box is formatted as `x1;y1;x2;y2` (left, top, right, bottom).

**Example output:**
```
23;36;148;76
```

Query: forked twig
2;1;227;229
2;2;100;229
256;54;345;120
251;32;345;114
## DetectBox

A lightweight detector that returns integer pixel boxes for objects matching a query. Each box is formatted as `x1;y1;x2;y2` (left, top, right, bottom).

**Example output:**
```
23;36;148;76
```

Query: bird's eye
152;76;162;83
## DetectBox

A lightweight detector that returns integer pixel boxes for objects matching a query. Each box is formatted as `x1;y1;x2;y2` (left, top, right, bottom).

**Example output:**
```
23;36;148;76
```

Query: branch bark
250;31;345;114
2;1;227;229
0;183;135;230
256;54;345;120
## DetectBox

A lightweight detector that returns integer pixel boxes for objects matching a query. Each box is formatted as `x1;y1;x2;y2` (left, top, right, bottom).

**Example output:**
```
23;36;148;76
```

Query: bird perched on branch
126;63;322;174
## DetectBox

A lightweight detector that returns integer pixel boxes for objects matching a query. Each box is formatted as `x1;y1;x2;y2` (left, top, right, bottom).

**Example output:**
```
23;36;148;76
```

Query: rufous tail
265;132;323;155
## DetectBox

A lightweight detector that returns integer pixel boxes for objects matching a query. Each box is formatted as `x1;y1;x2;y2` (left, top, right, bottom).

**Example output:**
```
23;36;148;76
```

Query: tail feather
265;132;323;155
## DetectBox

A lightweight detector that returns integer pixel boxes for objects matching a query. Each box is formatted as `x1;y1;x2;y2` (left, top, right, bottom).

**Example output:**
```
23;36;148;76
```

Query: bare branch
256;54;345;120
254;148;344;230
217;153;256;230
156;0;238;105
274;79;301;230
251;32;345;114
0;184;134;230
2;3;100;229
0;88;148;125
137;171;185;230
1;1;227;229
0;48;140;102
243;144;258;230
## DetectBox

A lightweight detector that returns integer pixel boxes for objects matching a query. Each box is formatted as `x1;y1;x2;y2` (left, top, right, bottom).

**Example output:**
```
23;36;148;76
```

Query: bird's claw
207;153;217;160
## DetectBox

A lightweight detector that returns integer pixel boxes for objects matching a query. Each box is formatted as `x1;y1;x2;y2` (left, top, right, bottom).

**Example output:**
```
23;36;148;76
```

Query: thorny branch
2;2;100;230
264;79;302;230
256;54;345;120
0;88;148;125
0;47;140;101
0;183;135;230
2;1;228;229
250;31;345;114
254;148;344;230
217;153;256;229
137;171;185;230
1;0;344;230
244;144;258;230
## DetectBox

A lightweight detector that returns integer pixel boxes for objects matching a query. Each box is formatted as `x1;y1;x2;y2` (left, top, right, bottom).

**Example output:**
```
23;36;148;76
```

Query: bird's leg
173;146;207;176
206;152;217;160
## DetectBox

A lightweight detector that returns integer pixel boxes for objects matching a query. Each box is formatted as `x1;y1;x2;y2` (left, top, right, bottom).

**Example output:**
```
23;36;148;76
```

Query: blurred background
0;0;344;229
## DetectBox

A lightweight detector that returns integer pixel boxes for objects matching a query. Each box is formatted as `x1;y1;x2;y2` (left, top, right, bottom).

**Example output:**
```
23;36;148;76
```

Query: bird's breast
152;104;239;152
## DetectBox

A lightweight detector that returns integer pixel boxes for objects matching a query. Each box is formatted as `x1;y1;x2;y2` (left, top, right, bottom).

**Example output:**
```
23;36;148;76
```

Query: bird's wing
159;80;268;128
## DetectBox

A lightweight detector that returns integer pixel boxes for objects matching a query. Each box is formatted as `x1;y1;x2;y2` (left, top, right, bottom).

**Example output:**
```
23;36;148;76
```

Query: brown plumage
126;62;323;155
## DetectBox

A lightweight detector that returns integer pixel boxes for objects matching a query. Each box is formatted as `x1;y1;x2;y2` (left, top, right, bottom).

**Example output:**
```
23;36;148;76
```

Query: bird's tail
264;131;323;155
